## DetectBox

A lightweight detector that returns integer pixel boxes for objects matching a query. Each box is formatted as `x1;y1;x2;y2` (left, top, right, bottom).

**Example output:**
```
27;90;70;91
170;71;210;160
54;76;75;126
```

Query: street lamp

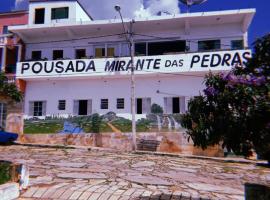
114;5;137;151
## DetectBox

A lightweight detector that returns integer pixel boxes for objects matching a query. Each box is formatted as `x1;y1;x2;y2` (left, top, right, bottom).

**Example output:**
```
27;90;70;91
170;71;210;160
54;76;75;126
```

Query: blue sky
2;0;269;47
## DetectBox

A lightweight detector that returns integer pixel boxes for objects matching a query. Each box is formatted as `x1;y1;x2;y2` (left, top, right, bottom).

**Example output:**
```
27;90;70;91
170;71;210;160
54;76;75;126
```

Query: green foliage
91;113;102;133
111;118;132;132
181;34;270;162
0;162;11;185
137;118;152;132
151;103;164;114
0;72;22;102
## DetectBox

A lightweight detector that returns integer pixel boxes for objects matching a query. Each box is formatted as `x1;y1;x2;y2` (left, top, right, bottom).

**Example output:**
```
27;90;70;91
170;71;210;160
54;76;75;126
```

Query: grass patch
0;162;11;185
24;121;63;134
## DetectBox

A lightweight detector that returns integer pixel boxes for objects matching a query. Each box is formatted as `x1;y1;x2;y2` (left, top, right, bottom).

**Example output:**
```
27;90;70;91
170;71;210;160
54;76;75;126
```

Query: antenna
179;0;208;13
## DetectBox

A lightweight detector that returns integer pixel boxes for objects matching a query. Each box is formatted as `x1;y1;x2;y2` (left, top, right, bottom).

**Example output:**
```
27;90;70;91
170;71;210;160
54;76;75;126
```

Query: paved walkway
0;146;269;200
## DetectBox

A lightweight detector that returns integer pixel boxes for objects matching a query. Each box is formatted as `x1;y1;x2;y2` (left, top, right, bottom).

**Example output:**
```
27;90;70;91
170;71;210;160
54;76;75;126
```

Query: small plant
151;103;163;114
91;113;101;133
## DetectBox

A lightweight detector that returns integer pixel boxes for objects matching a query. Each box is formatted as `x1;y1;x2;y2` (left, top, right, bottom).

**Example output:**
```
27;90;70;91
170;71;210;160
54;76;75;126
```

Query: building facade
10;0;255;120
0;10;28;132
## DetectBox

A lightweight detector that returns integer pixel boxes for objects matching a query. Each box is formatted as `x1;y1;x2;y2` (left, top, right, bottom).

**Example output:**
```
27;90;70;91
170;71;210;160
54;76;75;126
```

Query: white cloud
15;0;28;10
14;0;180;19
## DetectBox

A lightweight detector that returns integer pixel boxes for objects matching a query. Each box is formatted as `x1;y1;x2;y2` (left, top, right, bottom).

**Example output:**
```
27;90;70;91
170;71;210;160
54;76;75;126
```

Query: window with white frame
101;99;109;110
117;98;125;109
95;46;106;58
231;40;244;50
51;7;69;20
30;101;46;117
0;103;7;130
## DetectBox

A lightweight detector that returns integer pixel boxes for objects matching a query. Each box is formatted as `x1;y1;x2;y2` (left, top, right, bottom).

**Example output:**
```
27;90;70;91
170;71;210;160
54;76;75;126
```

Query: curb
13;142;268;165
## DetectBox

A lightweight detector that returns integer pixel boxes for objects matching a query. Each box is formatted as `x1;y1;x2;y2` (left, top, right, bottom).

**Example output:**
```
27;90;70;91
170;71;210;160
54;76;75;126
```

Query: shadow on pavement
134;194;211;200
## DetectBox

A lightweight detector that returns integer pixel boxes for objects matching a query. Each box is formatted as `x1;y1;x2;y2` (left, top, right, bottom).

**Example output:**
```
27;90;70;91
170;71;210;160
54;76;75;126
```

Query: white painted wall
28;1;91;26
24;75;203;118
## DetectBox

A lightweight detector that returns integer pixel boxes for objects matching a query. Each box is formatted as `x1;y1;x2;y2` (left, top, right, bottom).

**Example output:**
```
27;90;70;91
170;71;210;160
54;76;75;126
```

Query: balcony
16;49;251;80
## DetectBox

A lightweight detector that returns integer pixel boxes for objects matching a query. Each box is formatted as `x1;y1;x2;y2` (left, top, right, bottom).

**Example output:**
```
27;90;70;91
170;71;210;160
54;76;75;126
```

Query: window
117;98;125;109
53;50;63;60
32;51;42;60
51;7;69;20
198;40;221;51
34;8;45;24
0;48;3;70
101;99;109;109
148;41;186;56
73;100;92;116
135;43;147;56
2;26;9;34
30;101;46;117
231;40;244;50
0;103;7;130
58;100;66;111
107;47;115;57
95;47;105;58
75;49;86;59
5;46;19;73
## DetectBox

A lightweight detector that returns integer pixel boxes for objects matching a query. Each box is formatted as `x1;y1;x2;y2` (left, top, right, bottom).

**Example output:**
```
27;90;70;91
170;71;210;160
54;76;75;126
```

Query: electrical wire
26;33;126;45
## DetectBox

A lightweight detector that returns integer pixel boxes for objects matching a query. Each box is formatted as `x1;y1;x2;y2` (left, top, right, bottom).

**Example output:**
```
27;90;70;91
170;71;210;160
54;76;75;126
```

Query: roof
9;9;256;44
0;10;28;16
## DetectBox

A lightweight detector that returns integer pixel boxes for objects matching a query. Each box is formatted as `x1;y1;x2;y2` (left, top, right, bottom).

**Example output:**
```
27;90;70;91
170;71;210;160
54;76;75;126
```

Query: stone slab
0;183;20;200
57;172;107;179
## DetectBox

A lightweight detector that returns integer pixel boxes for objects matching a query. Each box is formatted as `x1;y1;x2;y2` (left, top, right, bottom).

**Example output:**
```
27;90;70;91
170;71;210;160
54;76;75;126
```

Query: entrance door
136;98;142;114
172;97;180;114
78;100;88;116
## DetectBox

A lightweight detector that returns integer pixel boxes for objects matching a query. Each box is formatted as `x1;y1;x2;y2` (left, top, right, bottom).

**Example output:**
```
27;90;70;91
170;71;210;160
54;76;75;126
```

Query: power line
26;33;126;45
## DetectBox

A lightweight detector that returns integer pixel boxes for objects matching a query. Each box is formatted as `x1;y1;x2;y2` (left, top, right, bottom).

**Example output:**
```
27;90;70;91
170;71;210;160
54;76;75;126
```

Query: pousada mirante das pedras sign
17;50;251;79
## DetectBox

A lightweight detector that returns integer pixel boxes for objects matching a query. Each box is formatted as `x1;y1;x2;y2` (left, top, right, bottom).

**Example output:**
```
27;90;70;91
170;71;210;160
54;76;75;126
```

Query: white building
10;0;255;119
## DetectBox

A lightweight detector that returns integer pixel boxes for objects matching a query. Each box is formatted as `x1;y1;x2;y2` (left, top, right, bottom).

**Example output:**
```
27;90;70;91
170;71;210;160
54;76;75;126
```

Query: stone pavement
0;146;269;200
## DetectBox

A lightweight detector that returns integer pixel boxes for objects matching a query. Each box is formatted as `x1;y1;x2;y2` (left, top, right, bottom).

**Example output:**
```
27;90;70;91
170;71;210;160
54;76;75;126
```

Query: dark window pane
33;101;43;117
2;26;9;34
35;8;45;24
101;99;108;109
6;46;18;73
58;100;66;110
231;40;244;50
117;98;125;109
148;41;186;56
135;43;146;56
32;51;42;60
198;40;221;51
76;49;86;59
51;7;69;20
53;50;63;60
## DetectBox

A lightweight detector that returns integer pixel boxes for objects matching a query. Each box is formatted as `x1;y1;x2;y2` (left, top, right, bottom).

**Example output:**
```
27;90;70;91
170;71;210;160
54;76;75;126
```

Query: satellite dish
179;0;208;13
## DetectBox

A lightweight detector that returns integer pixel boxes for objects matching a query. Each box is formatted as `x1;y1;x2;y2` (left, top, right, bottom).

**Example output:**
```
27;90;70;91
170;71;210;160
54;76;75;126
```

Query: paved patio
0;145;269;200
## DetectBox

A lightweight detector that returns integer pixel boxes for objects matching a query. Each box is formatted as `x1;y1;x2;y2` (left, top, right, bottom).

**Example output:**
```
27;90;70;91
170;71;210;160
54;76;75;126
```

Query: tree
0;72;22;102
151;103;164;114
181;34;270;162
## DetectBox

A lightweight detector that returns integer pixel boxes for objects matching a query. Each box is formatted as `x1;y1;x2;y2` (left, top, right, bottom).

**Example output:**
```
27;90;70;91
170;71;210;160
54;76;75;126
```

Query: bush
181;34;270;163
151;104;163;114
0;162;11;185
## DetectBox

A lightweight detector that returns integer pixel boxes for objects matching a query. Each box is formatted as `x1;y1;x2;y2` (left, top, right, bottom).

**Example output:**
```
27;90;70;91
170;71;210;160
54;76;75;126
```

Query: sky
2;0;270;47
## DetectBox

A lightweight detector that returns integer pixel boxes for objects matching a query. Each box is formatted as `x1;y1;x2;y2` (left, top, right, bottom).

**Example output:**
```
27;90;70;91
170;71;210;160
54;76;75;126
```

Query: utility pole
115;5;137;151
